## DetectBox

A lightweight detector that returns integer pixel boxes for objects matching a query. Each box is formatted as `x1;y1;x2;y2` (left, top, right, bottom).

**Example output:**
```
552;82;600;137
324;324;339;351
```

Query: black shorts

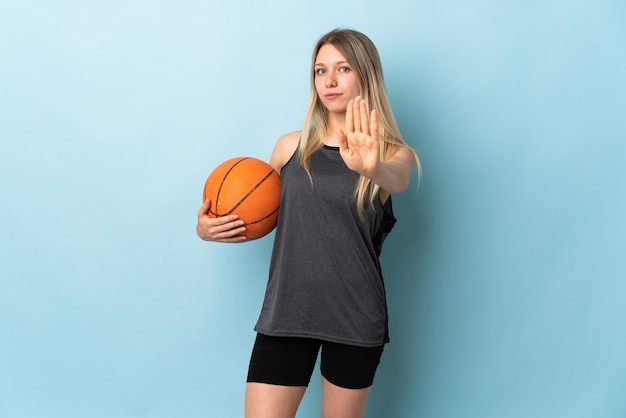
246;333;384;390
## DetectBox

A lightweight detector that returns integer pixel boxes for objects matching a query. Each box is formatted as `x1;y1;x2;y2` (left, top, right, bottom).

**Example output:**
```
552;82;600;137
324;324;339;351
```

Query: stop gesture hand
337;96;379;177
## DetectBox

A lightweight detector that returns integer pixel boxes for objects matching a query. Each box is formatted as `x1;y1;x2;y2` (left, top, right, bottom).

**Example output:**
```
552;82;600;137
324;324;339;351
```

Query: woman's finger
353;97;362;132
360;99;369;136
345;99;355;133
370;109;378;141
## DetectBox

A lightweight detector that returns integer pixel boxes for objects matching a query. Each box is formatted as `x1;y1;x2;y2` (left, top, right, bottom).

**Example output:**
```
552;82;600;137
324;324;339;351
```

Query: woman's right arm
196;199;248;243
196;131;299;243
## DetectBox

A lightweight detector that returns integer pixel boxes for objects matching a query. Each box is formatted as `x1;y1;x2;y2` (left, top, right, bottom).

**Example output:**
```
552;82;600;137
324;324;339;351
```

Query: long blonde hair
299;29;420;215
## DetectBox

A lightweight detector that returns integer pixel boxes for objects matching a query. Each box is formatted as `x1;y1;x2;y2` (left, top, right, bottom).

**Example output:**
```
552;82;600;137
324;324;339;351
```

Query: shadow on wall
366;80;440;417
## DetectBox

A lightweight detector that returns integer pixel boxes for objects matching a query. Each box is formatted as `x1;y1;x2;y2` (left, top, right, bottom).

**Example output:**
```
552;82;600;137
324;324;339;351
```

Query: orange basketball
203;157;280;241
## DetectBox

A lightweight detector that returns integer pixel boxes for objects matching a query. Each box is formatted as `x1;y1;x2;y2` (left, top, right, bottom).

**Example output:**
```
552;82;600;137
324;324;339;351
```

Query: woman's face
314;44;361;114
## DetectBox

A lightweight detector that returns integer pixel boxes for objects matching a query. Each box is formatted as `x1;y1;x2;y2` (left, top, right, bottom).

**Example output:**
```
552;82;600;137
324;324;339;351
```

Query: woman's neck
323;112;346;146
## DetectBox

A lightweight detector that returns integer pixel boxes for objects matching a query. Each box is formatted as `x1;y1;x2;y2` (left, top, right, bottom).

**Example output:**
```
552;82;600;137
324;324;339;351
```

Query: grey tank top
254;145;396;347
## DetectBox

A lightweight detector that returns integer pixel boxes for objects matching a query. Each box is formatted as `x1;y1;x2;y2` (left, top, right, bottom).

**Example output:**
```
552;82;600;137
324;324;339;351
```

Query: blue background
1;1;625;417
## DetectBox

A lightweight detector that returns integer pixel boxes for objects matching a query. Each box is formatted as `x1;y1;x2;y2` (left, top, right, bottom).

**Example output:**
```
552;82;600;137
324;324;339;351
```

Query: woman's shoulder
277;131;301;147
270;131;300;172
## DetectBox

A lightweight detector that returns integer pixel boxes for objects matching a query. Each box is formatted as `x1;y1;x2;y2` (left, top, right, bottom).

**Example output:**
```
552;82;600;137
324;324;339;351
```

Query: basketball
203;157;280;241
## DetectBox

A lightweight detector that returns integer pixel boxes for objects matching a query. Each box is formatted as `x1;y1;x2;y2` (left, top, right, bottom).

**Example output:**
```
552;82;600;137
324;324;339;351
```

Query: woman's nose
325;74;337;88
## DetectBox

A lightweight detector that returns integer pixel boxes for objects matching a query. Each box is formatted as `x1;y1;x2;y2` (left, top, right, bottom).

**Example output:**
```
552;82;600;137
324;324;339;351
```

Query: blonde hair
299;29;420;215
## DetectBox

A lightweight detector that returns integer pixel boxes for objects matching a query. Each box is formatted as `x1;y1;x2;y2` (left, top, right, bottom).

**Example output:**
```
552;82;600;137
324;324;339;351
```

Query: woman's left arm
337;96;415;193
366;146;415;193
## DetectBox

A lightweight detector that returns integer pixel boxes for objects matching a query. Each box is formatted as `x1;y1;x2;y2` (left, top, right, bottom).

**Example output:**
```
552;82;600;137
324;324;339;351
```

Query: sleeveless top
254;145;397;347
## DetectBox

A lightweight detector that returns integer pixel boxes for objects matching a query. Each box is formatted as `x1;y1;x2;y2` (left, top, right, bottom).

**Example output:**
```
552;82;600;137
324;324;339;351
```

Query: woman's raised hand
196;199;247;243
337;96;379;177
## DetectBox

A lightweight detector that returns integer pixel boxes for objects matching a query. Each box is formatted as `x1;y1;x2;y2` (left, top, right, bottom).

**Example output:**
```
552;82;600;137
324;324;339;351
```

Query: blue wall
1;1;625;417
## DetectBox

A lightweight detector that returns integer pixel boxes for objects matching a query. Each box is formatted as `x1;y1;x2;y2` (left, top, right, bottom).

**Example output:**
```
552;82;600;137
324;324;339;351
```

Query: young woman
197;28;420;418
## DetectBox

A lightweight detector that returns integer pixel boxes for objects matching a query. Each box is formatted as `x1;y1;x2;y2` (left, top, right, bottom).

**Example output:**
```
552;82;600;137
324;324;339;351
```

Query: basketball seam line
224;169;276;216
211;164;279;223
246;206;279;225
213;157;249;216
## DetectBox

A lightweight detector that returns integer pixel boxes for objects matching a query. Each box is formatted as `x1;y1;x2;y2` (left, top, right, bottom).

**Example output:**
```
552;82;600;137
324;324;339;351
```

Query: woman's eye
339;66;351;72
315;68;326;75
